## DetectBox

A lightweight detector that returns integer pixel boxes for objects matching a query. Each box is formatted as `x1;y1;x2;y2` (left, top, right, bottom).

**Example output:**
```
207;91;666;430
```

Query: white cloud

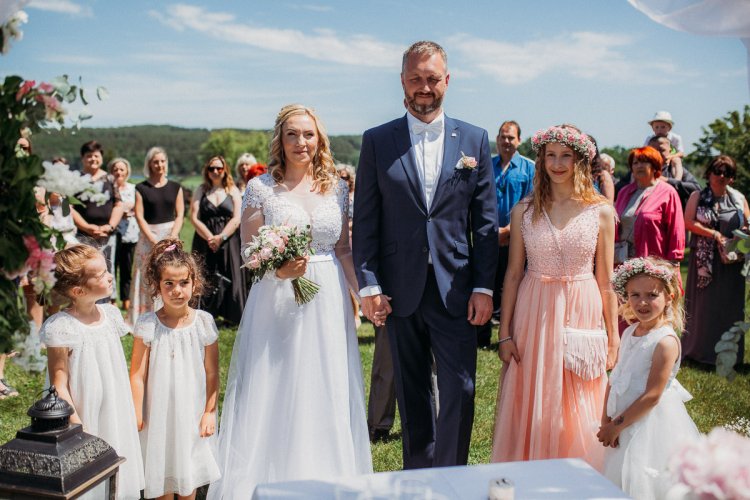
294;4;334;12
448;32;681;85
27;0;92;17
151;4;401;68
39;54;105;65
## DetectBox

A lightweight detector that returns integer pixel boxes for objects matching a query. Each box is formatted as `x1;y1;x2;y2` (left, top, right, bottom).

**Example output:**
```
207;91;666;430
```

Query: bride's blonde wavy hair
528;123;608;221
267;104;337;194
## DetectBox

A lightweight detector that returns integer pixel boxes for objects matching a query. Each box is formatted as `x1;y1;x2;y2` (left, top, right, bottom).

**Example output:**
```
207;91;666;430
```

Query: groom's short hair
402;41;447;72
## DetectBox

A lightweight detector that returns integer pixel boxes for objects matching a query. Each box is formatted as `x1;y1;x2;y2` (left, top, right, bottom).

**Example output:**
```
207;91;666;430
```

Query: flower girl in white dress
130;239;220;499
41;245;144;500
208;105;372;499
599;256;699;499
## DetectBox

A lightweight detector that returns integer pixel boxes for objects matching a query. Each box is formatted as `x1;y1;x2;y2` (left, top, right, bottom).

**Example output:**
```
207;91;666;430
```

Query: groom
353;41;498;469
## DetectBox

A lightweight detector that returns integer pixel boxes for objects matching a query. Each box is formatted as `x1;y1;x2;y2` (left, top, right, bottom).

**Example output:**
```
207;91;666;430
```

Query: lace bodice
521;202;602;276
242;174;349;254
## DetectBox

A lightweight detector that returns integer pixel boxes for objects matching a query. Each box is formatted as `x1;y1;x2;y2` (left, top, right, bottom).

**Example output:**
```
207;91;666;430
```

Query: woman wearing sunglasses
682;155;749;368
190;156;246;325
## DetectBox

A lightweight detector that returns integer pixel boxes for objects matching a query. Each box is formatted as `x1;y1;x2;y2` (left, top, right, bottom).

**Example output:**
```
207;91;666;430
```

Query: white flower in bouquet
36;160;107;205
11;321;46;373
667;427;750;499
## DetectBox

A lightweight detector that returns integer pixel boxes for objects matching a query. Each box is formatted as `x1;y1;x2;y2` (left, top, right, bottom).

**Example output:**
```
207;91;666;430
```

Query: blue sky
3;0;748;150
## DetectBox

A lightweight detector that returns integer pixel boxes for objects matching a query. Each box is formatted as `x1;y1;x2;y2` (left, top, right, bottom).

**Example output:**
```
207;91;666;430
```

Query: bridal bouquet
242;224;320;305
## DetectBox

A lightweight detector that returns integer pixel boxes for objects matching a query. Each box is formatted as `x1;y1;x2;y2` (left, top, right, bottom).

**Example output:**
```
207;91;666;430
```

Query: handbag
202;271;232;313
542;208;608;380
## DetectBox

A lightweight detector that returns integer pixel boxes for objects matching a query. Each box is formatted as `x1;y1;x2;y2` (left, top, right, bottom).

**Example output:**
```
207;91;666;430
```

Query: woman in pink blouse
614;146;685;267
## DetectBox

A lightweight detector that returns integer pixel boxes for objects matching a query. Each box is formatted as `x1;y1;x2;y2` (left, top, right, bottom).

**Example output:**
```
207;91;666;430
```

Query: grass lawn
1;320;748;471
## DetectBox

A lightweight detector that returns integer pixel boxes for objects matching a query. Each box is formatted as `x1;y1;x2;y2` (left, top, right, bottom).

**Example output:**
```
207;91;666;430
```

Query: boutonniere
455;151;478;170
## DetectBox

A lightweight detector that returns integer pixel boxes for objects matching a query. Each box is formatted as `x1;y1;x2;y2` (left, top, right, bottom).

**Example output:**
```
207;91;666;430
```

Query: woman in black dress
682;155;749;367
130;147;184;324
191;156;246;324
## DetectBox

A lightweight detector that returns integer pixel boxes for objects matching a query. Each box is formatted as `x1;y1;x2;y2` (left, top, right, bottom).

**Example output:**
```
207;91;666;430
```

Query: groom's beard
406;92;443;117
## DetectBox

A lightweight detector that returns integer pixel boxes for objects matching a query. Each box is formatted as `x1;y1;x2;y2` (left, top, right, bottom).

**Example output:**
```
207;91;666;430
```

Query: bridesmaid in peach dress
492;125;619;469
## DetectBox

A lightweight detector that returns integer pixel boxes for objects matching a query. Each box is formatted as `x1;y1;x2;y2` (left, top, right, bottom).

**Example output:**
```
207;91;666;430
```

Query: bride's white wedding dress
207;174;372;499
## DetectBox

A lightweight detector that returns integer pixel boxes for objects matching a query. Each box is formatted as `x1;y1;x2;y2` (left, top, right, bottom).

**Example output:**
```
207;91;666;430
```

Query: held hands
597;416;621;448
361;294;392;327
276;256;309;280
199;411;217;437
207;234;222;252
467;292;492;326
498;337;520;364
498;226;510;247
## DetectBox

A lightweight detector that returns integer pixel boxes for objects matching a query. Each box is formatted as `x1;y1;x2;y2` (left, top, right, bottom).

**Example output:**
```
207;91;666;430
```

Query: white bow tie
411;120;442;136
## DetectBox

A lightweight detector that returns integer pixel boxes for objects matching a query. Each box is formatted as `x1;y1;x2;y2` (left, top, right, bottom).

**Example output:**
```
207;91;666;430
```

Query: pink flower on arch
16;80;35;101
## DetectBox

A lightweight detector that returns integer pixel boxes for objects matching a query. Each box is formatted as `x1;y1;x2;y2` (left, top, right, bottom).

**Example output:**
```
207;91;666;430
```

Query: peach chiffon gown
492;202;607;469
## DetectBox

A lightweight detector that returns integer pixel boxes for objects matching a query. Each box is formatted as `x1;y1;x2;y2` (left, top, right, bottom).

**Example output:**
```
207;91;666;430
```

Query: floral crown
531;126;597;162
611;257;674;299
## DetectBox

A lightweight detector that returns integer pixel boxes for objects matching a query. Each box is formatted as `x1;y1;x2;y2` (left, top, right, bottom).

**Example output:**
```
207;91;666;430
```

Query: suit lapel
392;116;427;213
430;116;460;213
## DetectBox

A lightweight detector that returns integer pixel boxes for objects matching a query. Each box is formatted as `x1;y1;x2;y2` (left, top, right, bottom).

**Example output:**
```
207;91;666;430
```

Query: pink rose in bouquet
242;224;320;305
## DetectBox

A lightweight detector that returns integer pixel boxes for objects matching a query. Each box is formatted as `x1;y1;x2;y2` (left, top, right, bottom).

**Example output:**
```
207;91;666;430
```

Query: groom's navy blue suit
353;114;498;468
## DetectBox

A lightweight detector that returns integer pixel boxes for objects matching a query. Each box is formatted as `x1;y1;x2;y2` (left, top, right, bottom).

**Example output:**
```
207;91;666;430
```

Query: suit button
422;247;428;253
427;218;432;222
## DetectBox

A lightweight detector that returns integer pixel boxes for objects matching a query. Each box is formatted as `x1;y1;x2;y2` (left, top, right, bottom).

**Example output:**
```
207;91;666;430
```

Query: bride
207;104;373;498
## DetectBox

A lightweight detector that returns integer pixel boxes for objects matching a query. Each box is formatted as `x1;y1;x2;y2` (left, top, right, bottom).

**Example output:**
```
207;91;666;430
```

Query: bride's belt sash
308;252;335;263
526;270;594;282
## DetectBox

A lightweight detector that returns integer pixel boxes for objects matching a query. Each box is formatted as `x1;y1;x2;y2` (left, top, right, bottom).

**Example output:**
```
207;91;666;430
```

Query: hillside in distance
31;125;363;176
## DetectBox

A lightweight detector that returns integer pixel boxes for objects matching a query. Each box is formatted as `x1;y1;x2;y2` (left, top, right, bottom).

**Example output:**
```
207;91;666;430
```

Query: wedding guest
478;120;535;348
235;152;258;192
130;239;220;499
190;155;246;325
644;111;684;160
71;140;123;302
682;155;749;367
0;353;18;400
614;147;685;268
108;158;139;313
129;147;184;324
208;104;372;498
601;257;699;499
42;244;144;499
493;124;618;468
648;136;700;209
590;137;615;203
339;162;397;442
353;41;498;468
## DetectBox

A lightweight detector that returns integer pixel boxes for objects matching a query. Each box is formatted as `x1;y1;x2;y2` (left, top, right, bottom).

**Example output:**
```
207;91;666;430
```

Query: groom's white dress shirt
359;111;491;299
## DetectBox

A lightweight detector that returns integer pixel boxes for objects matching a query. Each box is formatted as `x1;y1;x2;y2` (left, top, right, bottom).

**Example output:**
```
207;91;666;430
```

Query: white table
252;458;629;499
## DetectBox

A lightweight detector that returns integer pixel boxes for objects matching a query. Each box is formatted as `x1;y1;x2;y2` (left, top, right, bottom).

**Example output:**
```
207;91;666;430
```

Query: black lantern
0;386;125;499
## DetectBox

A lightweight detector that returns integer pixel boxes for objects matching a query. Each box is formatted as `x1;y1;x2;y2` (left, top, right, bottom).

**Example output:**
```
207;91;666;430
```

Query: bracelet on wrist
498;337;513;345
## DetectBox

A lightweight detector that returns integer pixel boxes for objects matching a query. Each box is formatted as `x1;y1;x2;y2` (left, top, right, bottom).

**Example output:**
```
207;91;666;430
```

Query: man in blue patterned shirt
478;121;535;347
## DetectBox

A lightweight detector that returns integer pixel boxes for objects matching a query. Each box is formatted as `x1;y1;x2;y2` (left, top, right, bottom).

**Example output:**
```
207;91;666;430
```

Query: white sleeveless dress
207;174;372;499
604;324;700;500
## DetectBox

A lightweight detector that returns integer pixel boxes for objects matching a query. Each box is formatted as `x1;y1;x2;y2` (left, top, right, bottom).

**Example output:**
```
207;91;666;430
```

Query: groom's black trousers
386;265;477;469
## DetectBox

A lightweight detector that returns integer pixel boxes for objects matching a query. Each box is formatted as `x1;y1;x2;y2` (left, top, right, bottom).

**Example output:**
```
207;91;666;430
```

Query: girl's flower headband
611;257;674;299
531;126;597;162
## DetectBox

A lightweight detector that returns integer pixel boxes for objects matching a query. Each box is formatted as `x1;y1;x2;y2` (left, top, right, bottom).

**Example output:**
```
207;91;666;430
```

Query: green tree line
29;107;749;194
30;125;364;177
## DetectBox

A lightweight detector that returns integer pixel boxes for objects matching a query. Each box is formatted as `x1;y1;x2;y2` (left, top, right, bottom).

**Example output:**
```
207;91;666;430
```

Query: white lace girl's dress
39;304;145;500
134;310;221;498
208;174;372;499
604;324;700;500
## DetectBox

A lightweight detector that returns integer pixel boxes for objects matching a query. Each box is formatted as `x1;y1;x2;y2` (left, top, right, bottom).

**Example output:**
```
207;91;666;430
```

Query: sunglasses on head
208;166;224;172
